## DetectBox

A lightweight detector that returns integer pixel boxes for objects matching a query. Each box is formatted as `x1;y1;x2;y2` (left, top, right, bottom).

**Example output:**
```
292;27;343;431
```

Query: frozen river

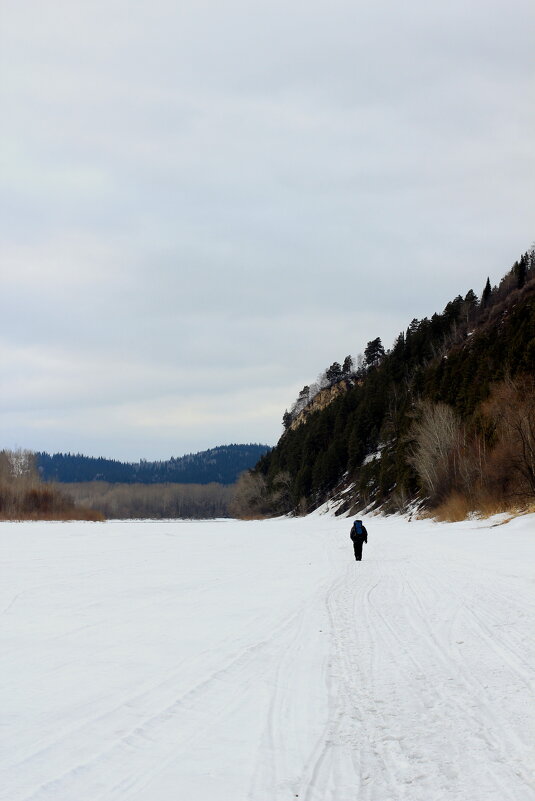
1;512;534;800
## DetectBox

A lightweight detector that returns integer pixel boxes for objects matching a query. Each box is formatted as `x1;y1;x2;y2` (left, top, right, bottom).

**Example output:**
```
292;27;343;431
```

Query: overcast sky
1;0;534;460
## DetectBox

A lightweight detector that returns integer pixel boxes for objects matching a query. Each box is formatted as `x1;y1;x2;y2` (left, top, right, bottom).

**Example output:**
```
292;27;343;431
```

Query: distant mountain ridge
38;444;271;485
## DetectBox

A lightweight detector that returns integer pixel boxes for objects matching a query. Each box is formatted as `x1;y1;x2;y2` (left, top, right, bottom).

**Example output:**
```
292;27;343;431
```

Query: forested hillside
236;249;535;519
38;444;270;485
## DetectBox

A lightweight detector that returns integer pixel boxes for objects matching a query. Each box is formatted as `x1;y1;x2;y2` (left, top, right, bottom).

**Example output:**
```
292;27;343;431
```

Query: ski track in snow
0;515;534;800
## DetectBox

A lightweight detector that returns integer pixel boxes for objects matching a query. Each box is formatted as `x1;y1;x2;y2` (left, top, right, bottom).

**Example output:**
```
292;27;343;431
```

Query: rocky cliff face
289;380;351;431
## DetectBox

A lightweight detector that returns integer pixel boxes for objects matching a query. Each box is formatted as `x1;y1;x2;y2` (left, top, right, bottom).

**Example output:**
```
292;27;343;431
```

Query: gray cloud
1;0;534;459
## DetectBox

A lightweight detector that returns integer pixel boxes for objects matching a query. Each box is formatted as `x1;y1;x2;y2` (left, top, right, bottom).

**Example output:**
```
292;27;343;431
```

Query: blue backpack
353;520;363;535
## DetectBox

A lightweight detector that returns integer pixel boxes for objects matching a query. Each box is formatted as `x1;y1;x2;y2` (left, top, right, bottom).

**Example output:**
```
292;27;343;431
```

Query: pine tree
482;277;492;307
516;255;527;289
342;355;353;375
325;362;343;384
364;337;385;369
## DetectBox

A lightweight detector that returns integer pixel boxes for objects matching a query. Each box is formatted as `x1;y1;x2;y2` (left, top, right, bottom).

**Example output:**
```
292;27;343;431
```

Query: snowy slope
0;514;534;800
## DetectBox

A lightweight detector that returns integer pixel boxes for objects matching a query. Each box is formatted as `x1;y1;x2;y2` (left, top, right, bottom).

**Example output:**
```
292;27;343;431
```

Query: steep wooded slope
253;251;535;515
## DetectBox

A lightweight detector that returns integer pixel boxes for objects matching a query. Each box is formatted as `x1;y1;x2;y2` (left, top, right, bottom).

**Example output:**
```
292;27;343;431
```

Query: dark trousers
353;541;363;561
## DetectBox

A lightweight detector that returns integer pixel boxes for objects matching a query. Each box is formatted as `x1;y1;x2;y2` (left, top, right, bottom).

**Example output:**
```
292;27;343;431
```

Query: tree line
64;482;233;520
37;444;270;485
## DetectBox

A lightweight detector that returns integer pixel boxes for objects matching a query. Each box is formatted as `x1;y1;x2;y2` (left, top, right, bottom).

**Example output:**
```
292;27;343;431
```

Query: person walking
350;519;368;561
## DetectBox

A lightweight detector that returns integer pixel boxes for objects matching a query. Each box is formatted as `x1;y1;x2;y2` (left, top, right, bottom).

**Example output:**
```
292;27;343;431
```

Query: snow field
0;513;534;800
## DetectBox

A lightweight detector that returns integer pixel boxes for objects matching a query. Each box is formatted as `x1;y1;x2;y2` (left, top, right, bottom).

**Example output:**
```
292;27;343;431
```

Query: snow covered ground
1;512;534;801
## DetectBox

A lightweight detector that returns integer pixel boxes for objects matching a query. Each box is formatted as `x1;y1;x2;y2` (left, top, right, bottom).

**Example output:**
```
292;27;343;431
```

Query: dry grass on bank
0;510;105;522
427;492;533;523
0;450;104;522
0;483;104;522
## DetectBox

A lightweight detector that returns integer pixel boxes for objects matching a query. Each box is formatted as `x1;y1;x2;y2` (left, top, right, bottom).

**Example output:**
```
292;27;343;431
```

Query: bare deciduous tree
483;376;535;499
229;471;269;518
270;471;293;515
407;401;463;504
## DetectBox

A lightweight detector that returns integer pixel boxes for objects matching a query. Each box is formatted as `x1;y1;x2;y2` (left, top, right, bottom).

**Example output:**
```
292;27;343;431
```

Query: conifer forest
237;249;535;519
